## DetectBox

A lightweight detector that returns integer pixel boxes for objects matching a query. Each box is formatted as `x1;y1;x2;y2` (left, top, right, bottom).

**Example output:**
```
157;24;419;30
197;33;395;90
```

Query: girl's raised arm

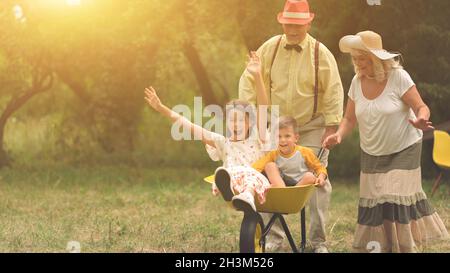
246;52;269;142
144;87;216;147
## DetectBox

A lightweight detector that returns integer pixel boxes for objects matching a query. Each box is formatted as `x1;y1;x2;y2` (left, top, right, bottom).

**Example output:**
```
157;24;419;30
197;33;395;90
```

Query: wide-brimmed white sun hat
339;31;400;60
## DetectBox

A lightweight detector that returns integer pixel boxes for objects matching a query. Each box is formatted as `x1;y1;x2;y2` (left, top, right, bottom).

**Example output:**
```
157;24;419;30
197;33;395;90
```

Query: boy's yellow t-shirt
252;145;327;182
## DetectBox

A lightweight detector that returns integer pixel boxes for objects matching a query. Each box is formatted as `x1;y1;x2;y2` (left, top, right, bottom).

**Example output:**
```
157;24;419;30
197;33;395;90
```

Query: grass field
0;166;448;253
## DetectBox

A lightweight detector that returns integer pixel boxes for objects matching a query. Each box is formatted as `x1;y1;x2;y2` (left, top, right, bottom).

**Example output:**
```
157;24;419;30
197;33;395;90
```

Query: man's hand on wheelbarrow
316;173;327;187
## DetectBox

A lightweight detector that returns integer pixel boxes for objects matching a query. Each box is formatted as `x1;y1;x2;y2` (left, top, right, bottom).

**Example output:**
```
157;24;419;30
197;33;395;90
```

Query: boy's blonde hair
278;116;299;134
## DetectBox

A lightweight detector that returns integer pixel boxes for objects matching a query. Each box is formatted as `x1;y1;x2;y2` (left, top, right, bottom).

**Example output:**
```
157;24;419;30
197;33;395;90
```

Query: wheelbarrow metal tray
256;185;315;214
204;175;316;214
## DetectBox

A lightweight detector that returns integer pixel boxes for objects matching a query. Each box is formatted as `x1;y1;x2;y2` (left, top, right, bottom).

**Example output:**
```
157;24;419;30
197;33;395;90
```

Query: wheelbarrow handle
317;148;326;160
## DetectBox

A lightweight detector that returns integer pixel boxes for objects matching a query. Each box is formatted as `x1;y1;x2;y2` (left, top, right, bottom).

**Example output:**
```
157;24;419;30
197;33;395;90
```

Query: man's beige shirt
239;34;344;127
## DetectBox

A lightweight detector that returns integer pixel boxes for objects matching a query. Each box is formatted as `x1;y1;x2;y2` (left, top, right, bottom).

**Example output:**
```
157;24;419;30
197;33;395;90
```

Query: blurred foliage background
0;0;449;179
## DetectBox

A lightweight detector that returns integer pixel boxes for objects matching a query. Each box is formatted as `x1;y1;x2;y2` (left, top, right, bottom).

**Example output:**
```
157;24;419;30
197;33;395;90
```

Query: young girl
145;52;271;212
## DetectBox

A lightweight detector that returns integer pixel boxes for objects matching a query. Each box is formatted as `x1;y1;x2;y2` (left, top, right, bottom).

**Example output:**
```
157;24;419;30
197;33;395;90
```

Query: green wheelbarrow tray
204;174;317;253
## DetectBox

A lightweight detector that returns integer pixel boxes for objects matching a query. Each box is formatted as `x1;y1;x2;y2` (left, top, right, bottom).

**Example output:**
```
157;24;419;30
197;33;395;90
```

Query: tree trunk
182;42;220;106
0;125;10;167
55;68;91;103
0;73;53;168
236;2;252;52
182;0;221;106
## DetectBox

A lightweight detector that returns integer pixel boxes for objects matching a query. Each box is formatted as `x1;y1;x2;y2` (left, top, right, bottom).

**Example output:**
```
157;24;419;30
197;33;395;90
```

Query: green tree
0;1;54;167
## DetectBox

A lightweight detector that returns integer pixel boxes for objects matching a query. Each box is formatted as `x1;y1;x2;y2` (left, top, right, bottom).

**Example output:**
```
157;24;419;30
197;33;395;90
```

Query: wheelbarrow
204;175;315;253
203;149;324;253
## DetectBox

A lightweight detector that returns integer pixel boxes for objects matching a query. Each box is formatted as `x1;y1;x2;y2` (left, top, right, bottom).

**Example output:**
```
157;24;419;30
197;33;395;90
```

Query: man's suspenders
268;35;320;121
312;39;320;120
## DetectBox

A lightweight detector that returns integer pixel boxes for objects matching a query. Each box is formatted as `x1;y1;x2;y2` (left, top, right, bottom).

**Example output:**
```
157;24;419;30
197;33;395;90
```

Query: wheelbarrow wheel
239;213;265;253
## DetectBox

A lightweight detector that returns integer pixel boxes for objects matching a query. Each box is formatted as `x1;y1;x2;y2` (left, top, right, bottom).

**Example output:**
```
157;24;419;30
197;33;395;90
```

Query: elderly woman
324;31;448;253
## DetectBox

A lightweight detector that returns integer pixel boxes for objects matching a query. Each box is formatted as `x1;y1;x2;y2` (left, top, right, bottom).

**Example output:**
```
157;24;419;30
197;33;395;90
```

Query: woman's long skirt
353;142;448;253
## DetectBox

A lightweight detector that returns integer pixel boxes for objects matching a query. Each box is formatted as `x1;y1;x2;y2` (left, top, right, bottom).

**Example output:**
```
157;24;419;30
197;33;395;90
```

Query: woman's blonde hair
351;49;403;82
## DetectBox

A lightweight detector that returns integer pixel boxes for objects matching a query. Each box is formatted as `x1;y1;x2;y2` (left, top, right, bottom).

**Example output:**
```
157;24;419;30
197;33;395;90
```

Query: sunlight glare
13;5;24;19
66;0;81;6
12;4;26;23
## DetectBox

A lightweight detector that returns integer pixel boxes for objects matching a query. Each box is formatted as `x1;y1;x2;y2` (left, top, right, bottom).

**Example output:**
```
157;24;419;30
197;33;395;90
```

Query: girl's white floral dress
205;131;271;204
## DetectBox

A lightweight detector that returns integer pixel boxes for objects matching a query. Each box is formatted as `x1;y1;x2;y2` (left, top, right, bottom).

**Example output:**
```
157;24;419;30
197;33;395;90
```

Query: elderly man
239;0;344;253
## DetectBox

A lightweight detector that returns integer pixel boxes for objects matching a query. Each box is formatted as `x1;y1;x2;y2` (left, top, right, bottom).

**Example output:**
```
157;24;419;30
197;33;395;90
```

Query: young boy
252;116;327;187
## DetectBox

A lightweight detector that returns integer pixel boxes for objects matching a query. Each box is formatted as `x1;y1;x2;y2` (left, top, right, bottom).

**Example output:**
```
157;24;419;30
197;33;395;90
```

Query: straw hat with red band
277;0;315;25
339;31;400;60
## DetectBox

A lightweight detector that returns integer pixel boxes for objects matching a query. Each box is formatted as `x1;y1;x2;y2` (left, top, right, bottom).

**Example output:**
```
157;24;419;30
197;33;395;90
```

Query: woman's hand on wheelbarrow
144;86;163;112
322;132;342;150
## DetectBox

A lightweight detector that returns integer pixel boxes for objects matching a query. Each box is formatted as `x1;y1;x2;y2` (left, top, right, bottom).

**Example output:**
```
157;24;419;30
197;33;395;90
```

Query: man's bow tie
284;44;302;53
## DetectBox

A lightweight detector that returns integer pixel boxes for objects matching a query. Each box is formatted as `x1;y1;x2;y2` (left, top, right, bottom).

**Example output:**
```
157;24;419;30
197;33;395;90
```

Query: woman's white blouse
348;68;423;156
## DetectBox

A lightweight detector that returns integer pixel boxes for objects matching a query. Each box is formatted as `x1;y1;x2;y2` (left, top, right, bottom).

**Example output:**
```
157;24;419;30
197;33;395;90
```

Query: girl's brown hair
226;99;251;109
225;99;255;120
224;99;255;139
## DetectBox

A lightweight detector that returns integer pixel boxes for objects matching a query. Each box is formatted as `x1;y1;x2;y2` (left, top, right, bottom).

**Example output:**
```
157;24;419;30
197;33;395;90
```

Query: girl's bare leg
296;172;317;186
264;162;286;188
